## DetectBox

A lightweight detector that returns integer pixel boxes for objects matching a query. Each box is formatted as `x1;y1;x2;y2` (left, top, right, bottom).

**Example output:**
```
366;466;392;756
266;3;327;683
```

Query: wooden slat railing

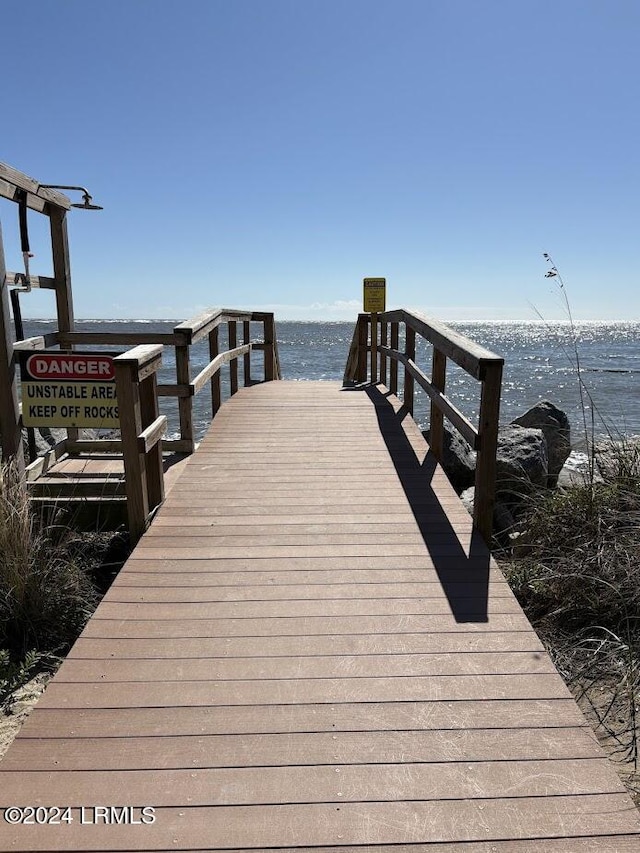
13;310;281;456
10;309;281;541
344;310;503;543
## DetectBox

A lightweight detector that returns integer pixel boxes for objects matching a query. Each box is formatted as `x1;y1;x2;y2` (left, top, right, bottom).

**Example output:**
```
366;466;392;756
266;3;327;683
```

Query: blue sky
1;0;639;321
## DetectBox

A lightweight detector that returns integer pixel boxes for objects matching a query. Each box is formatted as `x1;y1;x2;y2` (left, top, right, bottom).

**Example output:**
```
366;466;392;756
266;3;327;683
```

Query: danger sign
20;352;120;429
26;353;115;381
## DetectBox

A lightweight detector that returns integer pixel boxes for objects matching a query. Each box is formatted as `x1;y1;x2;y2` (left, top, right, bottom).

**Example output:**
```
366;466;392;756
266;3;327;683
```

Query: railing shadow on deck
343;382;491;623
344;308;504;545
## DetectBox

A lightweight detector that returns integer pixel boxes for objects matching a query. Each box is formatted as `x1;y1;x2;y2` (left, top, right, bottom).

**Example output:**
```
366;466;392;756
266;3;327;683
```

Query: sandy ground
0;674;50;761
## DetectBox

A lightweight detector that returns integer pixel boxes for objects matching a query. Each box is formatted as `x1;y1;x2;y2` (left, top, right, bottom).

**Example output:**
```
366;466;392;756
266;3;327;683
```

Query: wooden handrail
191;343;252;396
10;311;281;458
344;309;503;544
379;347;478;448
174;308;255;345
381;309;500;380
137;415;167;454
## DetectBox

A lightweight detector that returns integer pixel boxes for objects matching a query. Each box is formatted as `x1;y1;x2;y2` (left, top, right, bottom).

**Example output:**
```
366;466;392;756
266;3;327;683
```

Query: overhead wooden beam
0;162;71;211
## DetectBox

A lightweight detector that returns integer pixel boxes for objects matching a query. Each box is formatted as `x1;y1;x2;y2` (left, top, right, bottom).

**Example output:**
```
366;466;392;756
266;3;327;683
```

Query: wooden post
389;321;399;395
175;343;194;452
116;344;164;544
139;372;164;511
49;207;75;335
228;321;238;395
0;223;25;472
243;320;251;385
430;348;447;462
404;323;415;415
357;315;368;383
264;315;276;381
49;206;80;448
115;361;148;543
209;326;221;416
474;361;503;545
380;320;388;388
370;312;378;384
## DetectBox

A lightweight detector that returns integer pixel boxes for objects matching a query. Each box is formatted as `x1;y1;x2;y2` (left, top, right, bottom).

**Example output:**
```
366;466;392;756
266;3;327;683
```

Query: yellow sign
21;382;120;428
363;277;386;313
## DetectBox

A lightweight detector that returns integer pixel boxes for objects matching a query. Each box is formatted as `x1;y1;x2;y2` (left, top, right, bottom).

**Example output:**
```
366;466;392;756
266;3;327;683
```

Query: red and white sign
25;353;115;382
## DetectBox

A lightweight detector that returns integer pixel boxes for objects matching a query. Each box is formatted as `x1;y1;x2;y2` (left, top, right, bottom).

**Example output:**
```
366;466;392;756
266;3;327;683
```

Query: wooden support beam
114;360;148;542
49;206;78;448
389;321;399;395
228;321;238;395
243;320;251;386
357;314;368;382
57;331;179;347
161;438;194;453
156;383;191;398
175;344;194;452
208;326;221;417
139;374;165;511
474;360;503;545
370;313;378;383
65;440;122;454
263;315;276;382
0;162;71;211
0;222;25;471
404;324;415;415
5;272;57;290
380;320;388;387
430;348;447;462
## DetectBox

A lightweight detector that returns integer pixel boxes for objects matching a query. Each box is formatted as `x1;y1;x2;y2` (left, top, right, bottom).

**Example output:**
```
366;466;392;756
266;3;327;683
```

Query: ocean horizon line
20;317;640;326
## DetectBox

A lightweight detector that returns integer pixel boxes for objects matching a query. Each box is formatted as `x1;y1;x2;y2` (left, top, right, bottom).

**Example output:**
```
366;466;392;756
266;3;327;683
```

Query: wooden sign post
363;278;386;383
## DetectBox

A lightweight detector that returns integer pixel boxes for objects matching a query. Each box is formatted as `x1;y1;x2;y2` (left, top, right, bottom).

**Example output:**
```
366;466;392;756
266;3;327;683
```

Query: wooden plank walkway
1;380;640;851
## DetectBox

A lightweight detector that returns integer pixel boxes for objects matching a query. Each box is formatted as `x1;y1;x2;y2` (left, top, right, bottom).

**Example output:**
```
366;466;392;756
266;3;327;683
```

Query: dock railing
10;309;281;540
344;310;503;543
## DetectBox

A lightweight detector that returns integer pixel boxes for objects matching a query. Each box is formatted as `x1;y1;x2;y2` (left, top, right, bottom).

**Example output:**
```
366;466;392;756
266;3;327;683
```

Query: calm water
21;319;640;445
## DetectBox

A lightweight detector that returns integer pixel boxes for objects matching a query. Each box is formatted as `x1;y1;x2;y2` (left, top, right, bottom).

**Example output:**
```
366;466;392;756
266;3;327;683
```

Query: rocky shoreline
425;401;639;543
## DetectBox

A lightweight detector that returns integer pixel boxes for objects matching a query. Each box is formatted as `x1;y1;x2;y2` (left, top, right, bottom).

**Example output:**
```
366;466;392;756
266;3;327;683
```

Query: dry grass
499;442;640;770
0;460;100;704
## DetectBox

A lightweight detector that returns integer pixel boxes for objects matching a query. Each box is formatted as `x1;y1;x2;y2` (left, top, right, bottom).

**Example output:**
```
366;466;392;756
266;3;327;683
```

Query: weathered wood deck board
1;380;639;851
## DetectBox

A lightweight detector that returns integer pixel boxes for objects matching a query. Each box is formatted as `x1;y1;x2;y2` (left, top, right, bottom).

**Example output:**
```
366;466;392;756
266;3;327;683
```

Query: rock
511;401;570;482
22;427;66;460
424;425;476;494
496;424;548;502
594;436;640;480
458;485;515;542
460;486;475;516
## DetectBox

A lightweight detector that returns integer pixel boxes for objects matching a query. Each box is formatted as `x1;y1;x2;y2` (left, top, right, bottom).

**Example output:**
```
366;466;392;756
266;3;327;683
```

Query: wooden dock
1;380;640;850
